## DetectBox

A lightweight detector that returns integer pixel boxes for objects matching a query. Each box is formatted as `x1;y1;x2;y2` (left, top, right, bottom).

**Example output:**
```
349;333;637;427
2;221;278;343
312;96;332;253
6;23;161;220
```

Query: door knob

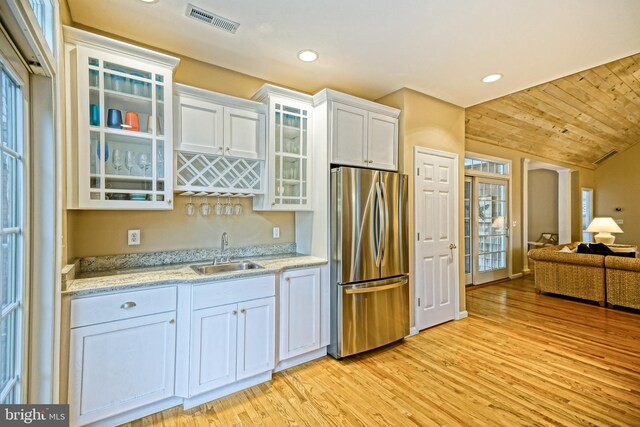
449;243;457;250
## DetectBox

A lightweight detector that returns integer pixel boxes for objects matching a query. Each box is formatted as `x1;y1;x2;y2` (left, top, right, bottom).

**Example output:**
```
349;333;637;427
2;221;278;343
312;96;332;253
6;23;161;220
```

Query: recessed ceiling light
482;73;502;83
140;0;159;3
297;50;318;62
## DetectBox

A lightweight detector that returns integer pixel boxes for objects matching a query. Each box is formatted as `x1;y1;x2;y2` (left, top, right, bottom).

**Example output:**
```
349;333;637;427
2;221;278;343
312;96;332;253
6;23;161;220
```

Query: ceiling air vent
186;4;240;34
593;150;618;165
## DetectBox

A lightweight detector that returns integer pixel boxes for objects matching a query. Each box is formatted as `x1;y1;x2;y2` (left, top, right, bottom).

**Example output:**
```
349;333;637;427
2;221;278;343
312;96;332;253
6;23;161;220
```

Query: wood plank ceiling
465;53;640;170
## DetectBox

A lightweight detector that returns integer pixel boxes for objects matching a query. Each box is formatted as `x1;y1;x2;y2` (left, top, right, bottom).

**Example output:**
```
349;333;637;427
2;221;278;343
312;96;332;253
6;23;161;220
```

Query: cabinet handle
240;309;246;314
368;160;374;163
232;310;237;315
167;199;172;206
286;277;290;282
120;301;137;310
169;319;175;324
225;147;230;152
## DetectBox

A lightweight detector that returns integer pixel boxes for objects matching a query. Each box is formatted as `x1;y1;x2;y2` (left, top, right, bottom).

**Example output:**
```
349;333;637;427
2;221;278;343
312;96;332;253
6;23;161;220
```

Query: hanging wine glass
225;196;233;216
215;196;224;216
185;196;195;216
234;197;242;215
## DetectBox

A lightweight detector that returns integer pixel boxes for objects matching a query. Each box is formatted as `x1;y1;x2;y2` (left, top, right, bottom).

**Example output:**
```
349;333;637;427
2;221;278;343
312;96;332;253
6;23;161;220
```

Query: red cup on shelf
124;111;140;131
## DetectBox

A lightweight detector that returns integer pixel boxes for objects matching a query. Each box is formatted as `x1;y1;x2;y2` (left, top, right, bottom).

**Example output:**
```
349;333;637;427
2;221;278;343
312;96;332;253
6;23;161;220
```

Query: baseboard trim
522;269;532;275
274;347;327;372
510;272;523;279
456;310;469;320
408;326;419;337
183;371;272;410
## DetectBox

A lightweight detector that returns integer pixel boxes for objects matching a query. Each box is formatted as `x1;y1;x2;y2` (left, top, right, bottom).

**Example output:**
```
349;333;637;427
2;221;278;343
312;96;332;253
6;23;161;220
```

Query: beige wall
61;19;296;261
528;170;558;239
465;139;595;273
69;197;294;257
378;88;466;315
594;143;640;245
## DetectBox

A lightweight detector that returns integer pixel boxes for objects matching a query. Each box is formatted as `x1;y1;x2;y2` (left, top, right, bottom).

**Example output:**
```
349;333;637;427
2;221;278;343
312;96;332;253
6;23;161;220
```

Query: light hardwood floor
124;276;640;426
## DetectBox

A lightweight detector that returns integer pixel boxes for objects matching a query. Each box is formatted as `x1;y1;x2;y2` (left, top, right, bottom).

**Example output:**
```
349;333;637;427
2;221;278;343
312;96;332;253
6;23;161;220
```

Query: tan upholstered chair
605;256;640;310
528;244;606;306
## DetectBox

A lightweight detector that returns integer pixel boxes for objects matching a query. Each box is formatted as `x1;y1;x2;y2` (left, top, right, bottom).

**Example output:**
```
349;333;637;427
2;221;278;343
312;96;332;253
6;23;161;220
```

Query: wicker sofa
528;243;606;306
605;256;640;309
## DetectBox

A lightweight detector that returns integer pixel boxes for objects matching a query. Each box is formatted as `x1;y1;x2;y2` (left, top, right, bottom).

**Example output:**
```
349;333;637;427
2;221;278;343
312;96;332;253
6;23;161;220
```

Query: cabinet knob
225;147;230;152
167;199;172;206
120;301;137;310
271;202;276;206
286;277;290;282
232;310;237;315
219;147;223;151
240;309;246;314
169;319;175;324
368;160;374;164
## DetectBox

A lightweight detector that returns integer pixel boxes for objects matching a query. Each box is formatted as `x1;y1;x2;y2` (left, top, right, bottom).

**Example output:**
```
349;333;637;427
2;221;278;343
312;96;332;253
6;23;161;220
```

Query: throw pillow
577;244;594;254
589;243;614;255
558;246;573;253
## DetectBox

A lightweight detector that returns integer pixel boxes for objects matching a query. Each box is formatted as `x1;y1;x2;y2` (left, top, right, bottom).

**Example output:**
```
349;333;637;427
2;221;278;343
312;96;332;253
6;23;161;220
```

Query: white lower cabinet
188;276;275;398
278;267;322;361
69;310;177;426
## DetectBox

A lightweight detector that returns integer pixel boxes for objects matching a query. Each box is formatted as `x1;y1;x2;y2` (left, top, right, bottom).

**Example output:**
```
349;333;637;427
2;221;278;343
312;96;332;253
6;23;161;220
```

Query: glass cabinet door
78;46;171;208
272;100;310;209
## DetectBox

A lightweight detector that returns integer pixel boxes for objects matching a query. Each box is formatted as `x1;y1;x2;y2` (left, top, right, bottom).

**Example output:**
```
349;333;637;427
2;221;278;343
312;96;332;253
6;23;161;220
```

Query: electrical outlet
272;226;280;239
128;229;141;246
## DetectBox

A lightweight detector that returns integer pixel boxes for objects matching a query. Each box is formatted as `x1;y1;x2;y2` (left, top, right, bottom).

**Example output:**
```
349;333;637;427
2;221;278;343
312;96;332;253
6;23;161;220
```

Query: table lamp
586;217;623;244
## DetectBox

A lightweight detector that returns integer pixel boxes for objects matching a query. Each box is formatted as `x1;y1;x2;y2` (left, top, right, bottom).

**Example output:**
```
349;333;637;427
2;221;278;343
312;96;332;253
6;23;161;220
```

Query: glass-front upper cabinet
65;27;179;209
252;86;313;211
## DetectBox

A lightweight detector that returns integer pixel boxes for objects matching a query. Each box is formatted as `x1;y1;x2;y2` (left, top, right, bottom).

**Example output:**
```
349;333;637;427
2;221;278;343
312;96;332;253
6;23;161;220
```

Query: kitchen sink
191;261;263;275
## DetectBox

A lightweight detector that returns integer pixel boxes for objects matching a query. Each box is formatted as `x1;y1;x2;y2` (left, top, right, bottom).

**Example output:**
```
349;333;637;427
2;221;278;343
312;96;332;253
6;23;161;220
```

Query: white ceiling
66;0;640;107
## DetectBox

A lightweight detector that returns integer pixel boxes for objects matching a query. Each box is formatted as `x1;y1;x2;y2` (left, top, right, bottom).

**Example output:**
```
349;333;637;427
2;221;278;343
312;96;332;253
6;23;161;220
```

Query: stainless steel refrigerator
329;166;409;358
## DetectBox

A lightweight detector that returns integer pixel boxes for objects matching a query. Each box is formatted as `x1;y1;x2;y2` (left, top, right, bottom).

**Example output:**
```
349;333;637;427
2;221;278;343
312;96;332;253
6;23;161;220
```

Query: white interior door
473;177;509;284
414;149;458;331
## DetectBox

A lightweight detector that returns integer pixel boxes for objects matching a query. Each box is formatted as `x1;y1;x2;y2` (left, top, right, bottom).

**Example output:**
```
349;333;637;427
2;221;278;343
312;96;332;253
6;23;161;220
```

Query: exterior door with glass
473;177;509;284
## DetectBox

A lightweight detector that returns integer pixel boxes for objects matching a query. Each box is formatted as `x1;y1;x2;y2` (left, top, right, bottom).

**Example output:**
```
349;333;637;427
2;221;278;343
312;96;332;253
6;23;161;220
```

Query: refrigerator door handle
345;279;408;294
379;181;389;265
374;182;384;267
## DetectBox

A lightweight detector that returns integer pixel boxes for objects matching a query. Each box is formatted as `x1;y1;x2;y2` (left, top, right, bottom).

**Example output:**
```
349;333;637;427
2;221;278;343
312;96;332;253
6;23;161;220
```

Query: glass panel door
80;47;168;206
272;101;309;208
474;177;509;284
582;188;593;242
464;177;473;285
0;46;27;404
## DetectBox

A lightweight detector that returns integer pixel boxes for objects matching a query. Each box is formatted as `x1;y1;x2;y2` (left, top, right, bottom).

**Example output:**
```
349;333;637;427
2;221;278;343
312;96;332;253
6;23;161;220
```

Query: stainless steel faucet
221;232;228;253
215;232;229;265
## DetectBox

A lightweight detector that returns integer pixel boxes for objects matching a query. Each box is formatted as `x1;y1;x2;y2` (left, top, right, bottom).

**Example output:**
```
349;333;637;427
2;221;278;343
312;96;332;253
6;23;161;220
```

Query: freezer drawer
338;276;409;357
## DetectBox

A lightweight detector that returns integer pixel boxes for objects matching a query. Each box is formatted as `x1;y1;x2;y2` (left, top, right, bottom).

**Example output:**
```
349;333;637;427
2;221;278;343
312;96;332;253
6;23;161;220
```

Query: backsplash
79;242;297;273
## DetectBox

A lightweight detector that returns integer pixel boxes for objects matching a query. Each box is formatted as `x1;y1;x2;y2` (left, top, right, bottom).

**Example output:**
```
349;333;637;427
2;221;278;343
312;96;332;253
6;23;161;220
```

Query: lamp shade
586;217;623;233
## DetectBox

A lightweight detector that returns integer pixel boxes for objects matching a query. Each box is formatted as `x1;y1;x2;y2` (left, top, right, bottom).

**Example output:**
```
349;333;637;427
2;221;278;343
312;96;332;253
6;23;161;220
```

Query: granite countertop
64;253;327;296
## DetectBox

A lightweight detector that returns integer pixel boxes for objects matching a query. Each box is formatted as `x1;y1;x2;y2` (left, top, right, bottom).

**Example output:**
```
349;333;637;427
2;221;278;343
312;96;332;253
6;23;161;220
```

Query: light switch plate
615;219;624;225
128;229;141;246
272;226;280;239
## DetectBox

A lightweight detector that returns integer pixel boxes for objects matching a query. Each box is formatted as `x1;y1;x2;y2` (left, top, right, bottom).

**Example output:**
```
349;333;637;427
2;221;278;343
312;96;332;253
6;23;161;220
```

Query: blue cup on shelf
90;104;100;126
107;108;122;129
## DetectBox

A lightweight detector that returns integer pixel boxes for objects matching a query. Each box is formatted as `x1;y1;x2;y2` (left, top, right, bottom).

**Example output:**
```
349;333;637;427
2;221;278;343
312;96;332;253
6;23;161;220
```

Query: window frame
0;26;30;405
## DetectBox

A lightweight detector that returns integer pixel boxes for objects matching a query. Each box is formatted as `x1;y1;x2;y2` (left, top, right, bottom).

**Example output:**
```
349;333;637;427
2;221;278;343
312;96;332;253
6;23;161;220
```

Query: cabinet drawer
193;274;275;310
71;286;177;328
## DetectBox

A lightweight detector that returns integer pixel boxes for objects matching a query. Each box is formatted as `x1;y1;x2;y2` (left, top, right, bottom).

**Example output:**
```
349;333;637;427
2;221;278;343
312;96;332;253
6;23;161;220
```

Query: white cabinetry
317;90;399;171
68;287;177;426
188;275;275;398
174;84;266;194
174;84;266;159
278;267;321;361
64;26;179;209
253;85;314;211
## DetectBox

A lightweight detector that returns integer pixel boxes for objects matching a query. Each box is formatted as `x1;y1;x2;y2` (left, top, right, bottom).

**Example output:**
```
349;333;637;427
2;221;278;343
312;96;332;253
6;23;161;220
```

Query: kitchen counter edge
63;256;327;296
